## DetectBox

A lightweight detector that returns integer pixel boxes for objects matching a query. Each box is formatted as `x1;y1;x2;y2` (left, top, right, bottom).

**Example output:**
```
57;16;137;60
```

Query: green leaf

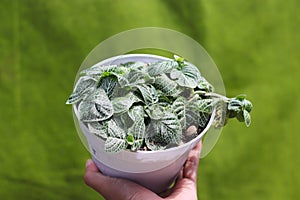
87;121;108;139
243;109;251;127
105;137;127;153
79;88;113;121
145;104;165;120
228;99;242;112
126;134;135;145
154;74;182;96
128;118;145;140
236;94;246;101
171;97;187;128
107;120;126;139
198;99;213;113
112;92;141;114
80;65;118;77
145;134;167;151
244;99;253;112
174;55;184;62
121;61;136;68
197;99;213;127
170;64;201;88
136;84;158;105
97;76;117;98
197;77;214;92
122;68;154;87
147;60;178;76
128;105;144;121
185;95;213;127
110;72;129;86
146;112;182;147
78;101;98;122
236;111;245;122
185;95;201;126
78;88;113;122
131;139;143;151
66;76;96;104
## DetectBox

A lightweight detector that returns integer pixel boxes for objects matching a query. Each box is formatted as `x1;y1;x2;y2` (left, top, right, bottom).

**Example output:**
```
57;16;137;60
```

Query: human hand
84;141;202;200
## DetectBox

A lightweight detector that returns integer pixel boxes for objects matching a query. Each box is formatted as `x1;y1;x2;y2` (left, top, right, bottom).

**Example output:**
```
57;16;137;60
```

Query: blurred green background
1;0;299;199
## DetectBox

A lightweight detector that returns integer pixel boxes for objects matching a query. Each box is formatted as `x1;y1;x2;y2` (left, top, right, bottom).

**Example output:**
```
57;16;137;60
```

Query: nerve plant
66;55;252;152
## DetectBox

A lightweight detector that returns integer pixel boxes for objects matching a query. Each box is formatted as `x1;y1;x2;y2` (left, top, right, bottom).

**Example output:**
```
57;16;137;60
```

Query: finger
85;159;99;172
183;140;202;181
84;160;160;200
164;141;202;200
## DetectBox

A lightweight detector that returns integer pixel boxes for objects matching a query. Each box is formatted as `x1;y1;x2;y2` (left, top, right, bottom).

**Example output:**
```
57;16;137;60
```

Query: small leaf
128;118;145;140
112;93;141;114
236;94;246;101
171;97;187;128
122;68;154;87
197;99;213;127
121;62;136;68
136;84;158;105
197;77;214;92
66;76;96;104
87;121;108;139
131;139;143;151
78;101;98;122
244;99;253;112
174;55;184;62
148;112;182;146
107;120;126;139
145;133;167;151
78;87;113;122
243;109;251;127
228;99;242;112
154;74;182;96
97;76;117;98
170;64;201;88
236;111;245;122
145;104;165;120
198;99;213;113
80;65;118;77
111;72;129;86
185;95;201;126
128;105;144;121
131;61;146;69
147;60;178;76
78;88;114;122
126;134;135;145
105;137;127;153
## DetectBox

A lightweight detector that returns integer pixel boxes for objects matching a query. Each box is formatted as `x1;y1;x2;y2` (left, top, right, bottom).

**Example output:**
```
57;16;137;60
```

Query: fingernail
86;159;93;167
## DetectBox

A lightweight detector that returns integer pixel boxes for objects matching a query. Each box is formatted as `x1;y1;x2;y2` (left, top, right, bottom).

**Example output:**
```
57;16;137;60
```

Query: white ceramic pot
73;54;216;193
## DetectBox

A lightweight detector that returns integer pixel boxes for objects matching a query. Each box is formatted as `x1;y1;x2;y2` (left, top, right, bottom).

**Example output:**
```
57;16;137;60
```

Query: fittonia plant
66;55;252;153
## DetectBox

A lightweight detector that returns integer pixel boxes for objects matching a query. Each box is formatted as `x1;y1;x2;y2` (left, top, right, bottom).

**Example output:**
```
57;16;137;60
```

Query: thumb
84;159;160;200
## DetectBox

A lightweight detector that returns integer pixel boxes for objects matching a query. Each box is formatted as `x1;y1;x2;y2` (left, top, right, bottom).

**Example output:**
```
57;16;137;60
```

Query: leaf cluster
66;55;253;152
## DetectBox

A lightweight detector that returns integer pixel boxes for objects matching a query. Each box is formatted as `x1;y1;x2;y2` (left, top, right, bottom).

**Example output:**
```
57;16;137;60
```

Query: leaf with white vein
105;137;127;152
170;64;201;88
147;60;178;76
112;93;141;114
66;76;96;104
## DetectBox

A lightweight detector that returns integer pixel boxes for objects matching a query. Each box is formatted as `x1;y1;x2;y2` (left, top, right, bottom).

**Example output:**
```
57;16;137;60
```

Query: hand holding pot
84;141;202;200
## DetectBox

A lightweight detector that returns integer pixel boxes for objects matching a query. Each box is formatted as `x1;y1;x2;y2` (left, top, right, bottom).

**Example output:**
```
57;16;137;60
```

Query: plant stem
193;91;230;102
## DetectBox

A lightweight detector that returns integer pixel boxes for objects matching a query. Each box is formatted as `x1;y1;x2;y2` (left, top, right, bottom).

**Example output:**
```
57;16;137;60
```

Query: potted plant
66;54;252;193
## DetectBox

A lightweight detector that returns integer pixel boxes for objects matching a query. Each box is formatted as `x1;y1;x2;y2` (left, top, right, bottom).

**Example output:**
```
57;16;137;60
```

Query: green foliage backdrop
0;0;299;199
